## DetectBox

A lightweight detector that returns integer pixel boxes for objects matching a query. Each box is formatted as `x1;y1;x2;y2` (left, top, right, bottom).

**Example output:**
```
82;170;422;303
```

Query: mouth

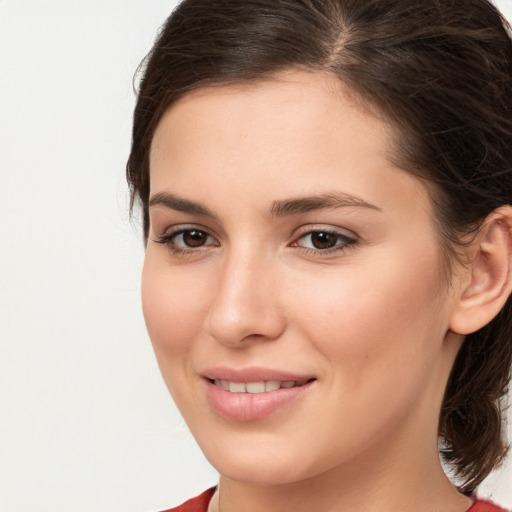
209;378;315;394
202;369;317;420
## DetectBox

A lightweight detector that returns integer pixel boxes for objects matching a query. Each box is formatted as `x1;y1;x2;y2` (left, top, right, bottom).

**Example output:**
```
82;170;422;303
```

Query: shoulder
159;487;216;512
467;498;510;512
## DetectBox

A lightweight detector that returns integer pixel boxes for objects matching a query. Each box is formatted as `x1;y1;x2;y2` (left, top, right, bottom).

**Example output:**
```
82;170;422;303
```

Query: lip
201;366;315;383
201;366;317;421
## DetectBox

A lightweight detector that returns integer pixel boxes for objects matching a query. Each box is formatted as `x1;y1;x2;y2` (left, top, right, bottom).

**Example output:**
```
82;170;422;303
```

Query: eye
175;229;210;248
153;226;219;255
291;228;358;254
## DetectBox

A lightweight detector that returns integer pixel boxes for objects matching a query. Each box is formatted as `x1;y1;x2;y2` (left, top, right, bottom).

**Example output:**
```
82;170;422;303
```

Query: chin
214;456;310;487
195;428;330;487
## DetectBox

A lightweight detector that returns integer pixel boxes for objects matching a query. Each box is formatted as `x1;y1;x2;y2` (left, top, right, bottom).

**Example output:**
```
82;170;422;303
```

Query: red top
162;487;216;512
470;499;510;512
163;487;509;512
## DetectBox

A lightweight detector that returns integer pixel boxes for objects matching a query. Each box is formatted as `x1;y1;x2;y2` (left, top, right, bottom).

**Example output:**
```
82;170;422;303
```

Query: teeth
265;380;280;392
246;382;265;393
229;382;246;393
214;379;230;390
213;379;308;393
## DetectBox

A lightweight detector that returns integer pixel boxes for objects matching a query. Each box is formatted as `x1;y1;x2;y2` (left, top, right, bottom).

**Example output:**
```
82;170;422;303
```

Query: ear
450;206;512;336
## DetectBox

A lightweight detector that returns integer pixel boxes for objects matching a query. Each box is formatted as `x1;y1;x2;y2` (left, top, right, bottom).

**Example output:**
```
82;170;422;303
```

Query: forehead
150;70;393;170
148;71;431;225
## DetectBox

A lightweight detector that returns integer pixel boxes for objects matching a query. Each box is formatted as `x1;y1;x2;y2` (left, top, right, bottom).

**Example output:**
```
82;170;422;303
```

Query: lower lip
204;379;315;421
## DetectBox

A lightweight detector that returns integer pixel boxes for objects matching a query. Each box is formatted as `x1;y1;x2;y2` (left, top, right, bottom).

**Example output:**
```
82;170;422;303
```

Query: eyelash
153;225;358;257
153;226;219;256
290;228;358;255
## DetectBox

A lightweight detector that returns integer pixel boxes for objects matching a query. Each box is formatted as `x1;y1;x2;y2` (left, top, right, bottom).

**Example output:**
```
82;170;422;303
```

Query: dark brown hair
127;0;512;494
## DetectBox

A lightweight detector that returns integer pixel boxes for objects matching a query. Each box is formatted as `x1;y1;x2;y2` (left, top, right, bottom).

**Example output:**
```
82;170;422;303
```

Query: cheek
288;245;449;383
141;255;210;372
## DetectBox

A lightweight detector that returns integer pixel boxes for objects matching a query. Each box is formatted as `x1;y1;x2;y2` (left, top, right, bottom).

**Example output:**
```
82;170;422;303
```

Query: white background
1;1;511;511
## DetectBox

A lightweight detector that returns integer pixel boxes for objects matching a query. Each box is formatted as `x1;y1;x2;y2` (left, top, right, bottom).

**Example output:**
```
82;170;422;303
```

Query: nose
205;249;286;347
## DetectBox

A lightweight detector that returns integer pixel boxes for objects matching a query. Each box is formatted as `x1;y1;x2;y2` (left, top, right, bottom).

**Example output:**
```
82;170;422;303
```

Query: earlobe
450;206;512;336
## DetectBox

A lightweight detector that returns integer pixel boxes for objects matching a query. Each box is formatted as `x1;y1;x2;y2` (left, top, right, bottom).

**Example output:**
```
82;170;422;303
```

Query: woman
127;0;512;511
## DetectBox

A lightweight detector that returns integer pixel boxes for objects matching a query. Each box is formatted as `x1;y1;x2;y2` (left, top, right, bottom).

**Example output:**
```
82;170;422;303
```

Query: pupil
184;230;207;247
312;232;337;249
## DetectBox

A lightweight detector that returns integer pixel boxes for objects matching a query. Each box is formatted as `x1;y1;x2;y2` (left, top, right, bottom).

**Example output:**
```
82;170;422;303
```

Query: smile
212;379;312;394
204;374;316;420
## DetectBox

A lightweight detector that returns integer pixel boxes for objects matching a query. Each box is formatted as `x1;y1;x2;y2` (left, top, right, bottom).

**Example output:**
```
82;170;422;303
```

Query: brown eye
291;228;358;254
182;230;208;247
153;227;219;254
309;231;338;250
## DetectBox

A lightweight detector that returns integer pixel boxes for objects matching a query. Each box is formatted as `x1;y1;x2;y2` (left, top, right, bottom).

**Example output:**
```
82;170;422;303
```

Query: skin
143;71;474;512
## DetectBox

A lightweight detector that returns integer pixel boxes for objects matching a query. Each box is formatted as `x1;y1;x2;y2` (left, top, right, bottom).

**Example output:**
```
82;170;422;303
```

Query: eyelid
292;224;358;241
154;223;215;239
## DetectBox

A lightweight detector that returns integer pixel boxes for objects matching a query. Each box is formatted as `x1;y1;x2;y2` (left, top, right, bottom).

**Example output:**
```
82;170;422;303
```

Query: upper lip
201;366;316;383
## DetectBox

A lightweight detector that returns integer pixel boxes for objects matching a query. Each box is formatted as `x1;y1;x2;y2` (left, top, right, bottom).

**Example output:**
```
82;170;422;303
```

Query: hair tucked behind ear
441;299;512;491
127;0;512;493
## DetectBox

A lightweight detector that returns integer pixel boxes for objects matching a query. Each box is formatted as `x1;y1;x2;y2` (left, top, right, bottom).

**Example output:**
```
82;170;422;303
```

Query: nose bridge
206;241;285;346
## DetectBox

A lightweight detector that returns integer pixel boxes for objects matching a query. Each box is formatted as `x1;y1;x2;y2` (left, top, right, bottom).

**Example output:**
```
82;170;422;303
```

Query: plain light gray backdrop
1;1;511;511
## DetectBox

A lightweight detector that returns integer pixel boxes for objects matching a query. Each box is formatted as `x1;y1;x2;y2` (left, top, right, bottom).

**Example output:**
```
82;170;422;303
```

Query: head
127;0;512;494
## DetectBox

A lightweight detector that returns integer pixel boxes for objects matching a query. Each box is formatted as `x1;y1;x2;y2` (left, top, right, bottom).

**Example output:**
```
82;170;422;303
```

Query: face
143;71;461;486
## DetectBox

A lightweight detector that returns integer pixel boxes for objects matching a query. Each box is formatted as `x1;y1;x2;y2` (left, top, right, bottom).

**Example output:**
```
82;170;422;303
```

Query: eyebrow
148;191;381;218
149;192;217;218
269;193;381;217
